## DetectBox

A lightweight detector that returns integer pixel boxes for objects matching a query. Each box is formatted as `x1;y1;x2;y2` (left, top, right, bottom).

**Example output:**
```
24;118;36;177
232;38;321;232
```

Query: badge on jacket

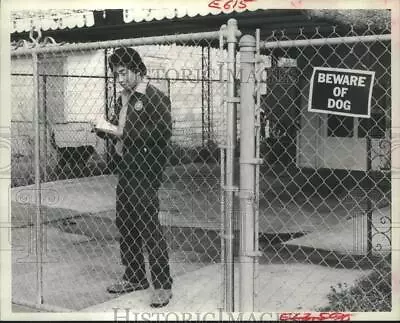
134;100;144;111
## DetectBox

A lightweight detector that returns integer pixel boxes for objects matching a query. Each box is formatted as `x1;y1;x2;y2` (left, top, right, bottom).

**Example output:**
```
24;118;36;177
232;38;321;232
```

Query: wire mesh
253;23;391;312
10;19;392;314
11;33;230;311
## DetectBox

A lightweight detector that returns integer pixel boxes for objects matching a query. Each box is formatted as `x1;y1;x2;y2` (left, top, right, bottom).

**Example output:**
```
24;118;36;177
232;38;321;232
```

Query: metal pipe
11;31;222;56
254;28;261;311
207;45;211;142
260;34;391;49
42;74;47;182
366;135;373;257
239;34;257;312
202;46;206;146
104;49;109;117
32;51;44;305
11;73;225;83
255;28;261;254
219;23;227;312
12;73;110;78
220;146;226;309
104;49;109;164
113;71;117;112
41;74;48;258
224;18;241;312
365;50;373;258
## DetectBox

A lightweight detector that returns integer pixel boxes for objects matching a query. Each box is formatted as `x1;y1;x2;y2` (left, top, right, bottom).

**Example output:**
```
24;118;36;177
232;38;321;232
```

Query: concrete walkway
10;169;389;312
11;172;361;234
79;262;369;313
11;171;390;254
11;224;208;311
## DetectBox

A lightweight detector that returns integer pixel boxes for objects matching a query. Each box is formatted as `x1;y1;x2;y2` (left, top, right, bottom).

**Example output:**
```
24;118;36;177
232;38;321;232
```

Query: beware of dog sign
308;67;375;118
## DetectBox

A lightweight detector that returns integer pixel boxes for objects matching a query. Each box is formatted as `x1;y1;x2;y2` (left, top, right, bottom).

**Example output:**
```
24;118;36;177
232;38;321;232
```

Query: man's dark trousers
116;172;172;290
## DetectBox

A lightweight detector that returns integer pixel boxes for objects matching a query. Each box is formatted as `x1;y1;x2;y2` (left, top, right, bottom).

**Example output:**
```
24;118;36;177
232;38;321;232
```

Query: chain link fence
251;23;391;312
10;18;392;313
11;29;232;311
11;47;225;186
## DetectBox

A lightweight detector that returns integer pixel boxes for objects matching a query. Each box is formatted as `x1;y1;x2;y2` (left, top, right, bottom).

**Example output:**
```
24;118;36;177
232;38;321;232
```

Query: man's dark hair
108;47;147;76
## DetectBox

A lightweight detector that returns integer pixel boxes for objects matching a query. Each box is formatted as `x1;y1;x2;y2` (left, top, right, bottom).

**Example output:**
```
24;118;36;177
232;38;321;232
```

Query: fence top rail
11;30;222;57
260;33;391;49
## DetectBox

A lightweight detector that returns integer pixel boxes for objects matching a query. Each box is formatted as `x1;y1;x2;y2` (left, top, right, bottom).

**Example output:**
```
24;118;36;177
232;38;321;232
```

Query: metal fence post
223;18;241;312
253;28;262;311
32;50;44;305
239;34;257;312
218;23;227;313
366;135;373;257
42;74;48;182
104;49;109;164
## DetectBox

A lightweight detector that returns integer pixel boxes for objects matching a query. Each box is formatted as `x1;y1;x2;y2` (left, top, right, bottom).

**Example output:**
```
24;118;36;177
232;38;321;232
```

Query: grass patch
318;254;391;312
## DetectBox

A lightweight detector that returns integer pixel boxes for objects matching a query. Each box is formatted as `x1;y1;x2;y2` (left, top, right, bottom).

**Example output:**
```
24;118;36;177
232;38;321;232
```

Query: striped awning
11;9;96;33
122;4;257;23
11;3;259;34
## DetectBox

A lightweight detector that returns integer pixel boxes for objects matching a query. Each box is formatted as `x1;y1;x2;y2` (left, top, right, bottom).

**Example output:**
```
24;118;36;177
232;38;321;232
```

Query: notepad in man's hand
94;115;118;134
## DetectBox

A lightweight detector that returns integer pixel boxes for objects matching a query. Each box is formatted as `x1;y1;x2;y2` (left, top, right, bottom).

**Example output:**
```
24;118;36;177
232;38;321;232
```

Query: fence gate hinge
243;250;263;257
219;233;235;240
239;158;264;165
218;144;229;149
225;97;240;103
224;185;240;197
224;185;239;193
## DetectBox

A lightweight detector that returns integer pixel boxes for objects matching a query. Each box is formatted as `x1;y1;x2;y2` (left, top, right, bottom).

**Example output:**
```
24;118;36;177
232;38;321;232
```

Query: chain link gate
10;21;244;311
239;23;391;312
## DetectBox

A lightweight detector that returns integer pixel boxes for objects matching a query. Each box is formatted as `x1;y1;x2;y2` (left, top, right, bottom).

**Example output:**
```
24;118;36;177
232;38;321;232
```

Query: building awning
11;5;259;34
14;7;364;44
122;5;257;23
12;10;96;33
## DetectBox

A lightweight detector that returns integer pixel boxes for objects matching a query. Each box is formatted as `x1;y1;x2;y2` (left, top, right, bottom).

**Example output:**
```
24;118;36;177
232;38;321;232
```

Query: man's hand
94;115;120;137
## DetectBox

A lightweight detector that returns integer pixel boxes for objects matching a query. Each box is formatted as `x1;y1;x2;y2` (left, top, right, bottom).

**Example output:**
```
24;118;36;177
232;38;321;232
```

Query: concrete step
283;206;391;257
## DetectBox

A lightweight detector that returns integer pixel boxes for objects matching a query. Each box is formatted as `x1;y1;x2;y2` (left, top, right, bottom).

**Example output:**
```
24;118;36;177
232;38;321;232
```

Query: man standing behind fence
93;47;173;308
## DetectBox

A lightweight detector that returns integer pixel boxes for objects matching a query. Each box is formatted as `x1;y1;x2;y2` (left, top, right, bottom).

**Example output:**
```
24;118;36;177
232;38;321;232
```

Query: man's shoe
150;288;172;308
107;280;150;294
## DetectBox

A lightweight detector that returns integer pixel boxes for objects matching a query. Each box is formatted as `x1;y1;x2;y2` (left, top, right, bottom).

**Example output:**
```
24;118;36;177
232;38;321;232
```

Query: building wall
296;41;390;171
135;44;228;147
11;56;35;162
11;44;230;164
12;40;390;173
